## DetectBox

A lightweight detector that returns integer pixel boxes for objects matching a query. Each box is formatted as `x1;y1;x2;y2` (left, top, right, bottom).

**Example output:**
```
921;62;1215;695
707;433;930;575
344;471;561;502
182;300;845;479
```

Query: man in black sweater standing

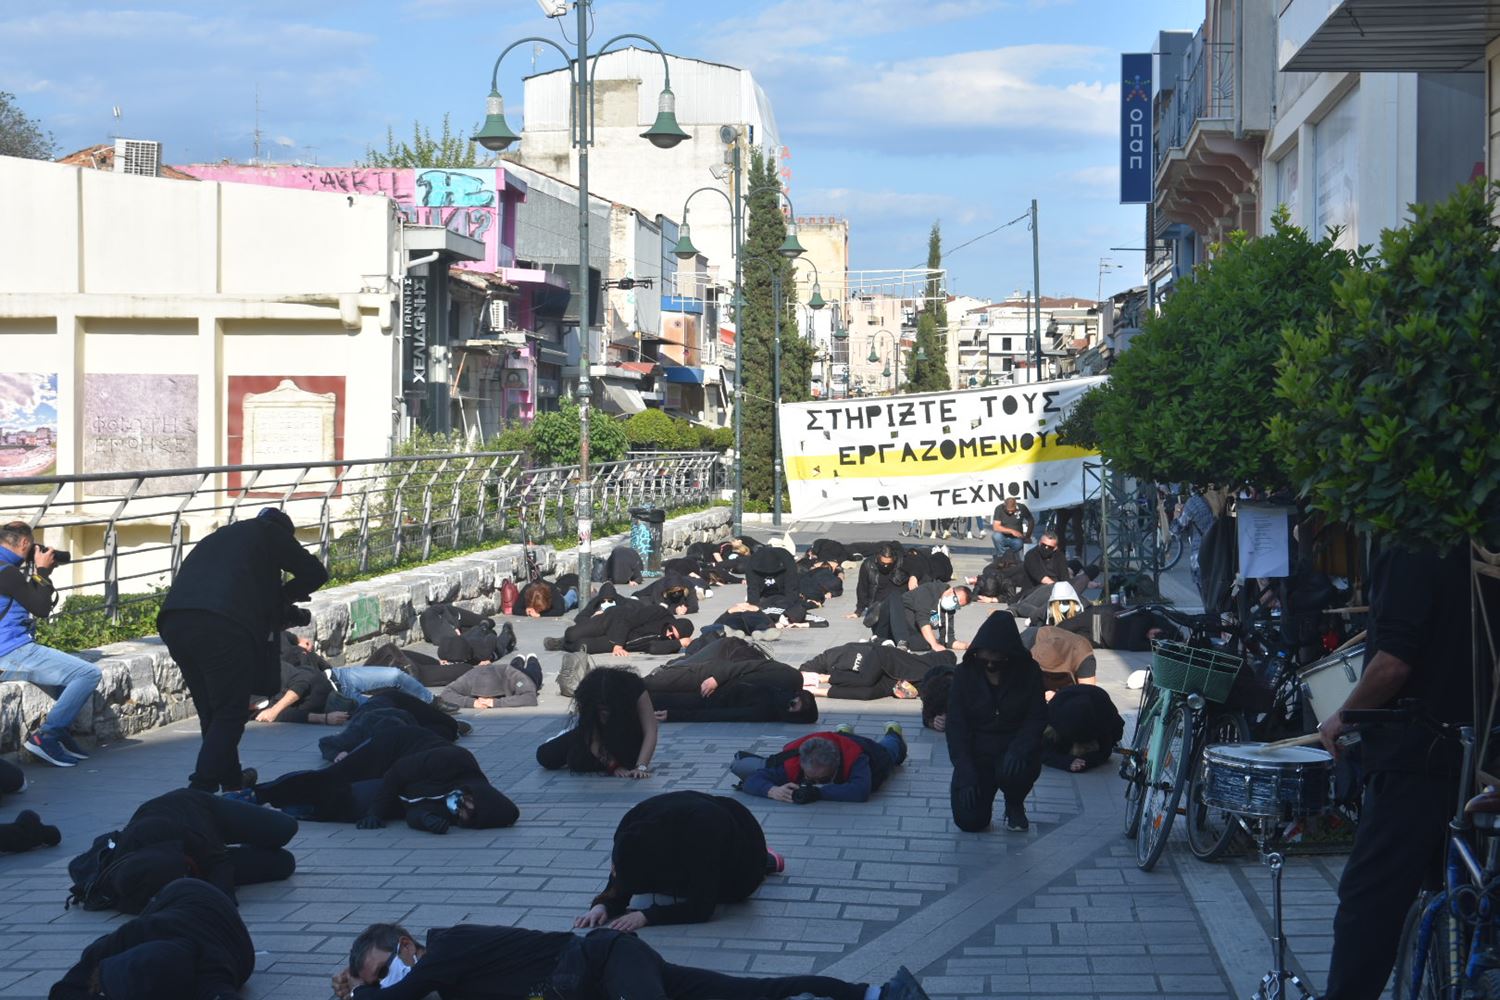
157;508;329;793
331;922;933;999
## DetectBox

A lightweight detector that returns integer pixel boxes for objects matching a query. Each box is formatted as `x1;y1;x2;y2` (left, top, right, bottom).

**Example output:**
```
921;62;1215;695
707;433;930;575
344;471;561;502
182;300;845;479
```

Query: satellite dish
536;0;568;16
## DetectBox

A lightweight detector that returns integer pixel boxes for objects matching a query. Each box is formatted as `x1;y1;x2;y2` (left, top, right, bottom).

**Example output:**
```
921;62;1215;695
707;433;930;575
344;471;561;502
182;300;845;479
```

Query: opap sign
1120;53;1153;204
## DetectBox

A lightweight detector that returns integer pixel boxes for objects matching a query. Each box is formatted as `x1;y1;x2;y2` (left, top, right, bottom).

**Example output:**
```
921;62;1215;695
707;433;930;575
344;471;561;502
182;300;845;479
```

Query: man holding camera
0;521;102;767
157;508;329;794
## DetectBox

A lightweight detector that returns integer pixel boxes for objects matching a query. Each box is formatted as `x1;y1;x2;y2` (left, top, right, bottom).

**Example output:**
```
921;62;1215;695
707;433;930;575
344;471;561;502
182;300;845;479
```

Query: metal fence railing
0;450;726;621
1156;33;1237;169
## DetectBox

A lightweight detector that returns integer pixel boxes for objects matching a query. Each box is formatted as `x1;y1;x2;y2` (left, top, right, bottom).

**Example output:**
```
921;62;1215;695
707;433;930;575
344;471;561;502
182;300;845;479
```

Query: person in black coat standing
574;790;779;931
946;612;1046;833
157;508;329;793
51;879;255;1000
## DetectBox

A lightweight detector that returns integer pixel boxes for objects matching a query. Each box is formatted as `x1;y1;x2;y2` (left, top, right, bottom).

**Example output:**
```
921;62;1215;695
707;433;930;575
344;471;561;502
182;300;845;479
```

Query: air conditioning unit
113;139;161;177
487;299;508;331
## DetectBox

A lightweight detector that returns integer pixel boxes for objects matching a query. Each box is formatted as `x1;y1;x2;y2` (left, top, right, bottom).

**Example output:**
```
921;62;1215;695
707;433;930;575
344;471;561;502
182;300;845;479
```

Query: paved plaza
0;523;1349;999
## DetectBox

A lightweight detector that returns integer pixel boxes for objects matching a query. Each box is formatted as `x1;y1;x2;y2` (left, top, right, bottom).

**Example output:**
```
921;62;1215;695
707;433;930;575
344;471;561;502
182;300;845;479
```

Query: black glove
418;811;451;835
355;815;385;830
281;603;312;628
1000;753;1029;783
956;786;979;813
791;785;822;805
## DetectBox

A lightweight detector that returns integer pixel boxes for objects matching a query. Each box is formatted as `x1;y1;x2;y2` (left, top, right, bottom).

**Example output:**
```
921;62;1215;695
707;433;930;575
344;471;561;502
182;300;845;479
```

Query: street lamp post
868;328;898;393
473;1;689;603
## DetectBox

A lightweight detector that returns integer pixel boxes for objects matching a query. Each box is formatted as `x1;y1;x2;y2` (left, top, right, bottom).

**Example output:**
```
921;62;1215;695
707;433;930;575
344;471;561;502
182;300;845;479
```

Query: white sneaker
702;588;714;599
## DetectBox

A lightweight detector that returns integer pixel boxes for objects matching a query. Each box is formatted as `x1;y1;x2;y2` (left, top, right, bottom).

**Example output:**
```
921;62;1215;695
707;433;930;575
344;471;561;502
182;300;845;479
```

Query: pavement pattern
0;521;1350;999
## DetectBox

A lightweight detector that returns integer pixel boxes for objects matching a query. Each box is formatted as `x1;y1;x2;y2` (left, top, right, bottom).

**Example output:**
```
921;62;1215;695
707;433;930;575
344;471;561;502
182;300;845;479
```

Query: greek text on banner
778;377;1106;523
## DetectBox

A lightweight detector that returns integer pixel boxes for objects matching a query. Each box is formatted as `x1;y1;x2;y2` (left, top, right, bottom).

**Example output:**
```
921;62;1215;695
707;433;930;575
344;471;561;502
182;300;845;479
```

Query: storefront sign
779;377;1106;523
1120;53;1154;204
402;274;429;396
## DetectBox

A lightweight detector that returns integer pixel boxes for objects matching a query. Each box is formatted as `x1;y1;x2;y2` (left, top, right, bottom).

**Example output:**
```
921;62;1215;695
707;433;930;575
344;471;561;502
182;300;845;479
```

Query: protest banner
779;377;1105;523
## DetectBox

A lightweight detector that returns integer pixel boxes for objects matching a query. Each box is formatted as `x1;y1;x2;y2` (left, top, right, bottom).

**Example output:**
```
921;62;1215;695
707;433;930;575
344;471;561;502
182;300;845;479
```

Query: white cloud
0;373;57;423
802;187;985;226
712;0;1008;56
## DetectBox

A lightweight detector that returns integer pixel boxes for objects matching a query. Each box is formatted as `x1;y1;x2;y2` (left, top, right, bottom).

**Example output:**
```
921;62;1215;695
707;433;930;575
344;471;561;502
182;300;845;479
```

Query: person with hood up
253;725;518;834
436;655;541;711
946;612;1046;833
536;666;658;777
1041;685;1125;772
632;570;702;615
574;790;780;931
330;922;932;1000
51;879;254;1000
542;596;693;656
93;787;297;913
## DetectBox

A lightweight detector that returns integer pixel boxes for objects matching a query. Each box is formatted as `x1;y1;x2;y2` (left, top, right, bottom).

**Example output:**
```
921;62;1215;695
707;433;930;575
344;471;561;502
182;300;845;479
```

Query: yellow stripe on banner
785;441;1100;480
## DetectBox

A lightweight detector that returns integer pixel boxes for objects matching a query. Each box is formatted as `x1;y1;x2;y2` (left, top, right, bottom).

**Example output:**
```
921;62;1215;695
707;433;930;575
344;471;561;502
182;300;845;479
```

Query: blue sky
2;0;1203;301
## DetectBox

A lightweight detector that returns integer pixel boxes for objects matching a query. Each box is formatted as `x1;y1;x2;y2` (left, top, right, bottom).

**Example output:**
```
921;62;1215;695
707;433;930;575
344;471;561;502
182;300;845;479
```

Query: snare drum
1299;643;1365;723
1201;743;1334;821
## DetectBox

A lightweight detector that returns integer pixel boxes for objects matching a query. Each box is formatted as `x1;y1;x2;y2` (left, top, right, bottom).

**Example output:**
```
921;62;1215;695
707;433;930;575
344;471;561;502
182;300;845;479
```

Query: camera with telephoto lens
34;544;71;566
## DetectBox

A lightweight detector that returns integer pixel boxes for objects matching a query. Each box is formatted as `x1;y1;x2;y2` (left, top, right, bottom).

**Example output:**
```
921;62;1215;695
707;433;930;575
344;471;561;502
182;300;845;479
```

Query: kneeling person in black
331;923;932;1000
946;612;1045;832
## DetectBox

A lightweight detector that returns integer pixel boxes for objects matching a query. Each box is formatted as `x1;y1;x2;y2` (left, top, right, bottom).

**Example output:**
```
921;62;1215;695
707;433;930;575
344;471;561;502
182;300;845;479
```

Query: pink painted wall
180;165;525;272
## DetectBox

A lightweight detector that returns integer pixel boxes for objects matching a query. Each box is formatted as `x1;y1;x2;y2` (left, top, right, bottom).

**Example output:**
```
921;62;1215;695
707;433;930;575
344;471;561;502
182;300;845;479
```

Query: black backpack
65;830;122;911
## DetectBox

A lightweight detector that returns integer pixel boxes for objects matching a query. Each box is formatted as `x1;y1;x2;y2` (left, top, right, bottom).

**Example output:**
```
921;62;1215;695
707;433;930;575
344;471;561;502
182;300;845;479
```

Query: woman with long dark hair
536;667;659;777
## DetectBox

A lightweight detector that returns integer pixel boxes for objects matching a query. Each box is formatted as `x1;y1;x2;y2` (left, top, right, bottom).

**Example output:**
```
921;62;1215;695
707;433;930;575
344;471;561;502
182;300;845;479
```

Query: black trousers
158;610;261;793
950;754;1041;832
204;793;298;885
257;737;406;821
535;727;610;774
1325;770;1451;999
875;592;921;646
580;929;866;1000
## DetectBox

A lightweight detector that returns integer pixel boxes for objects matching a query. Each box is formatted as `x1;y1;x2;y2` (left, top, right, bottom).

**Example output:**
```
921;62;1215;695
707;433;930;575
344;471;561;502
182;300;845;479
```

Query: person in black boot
332;922;933;1000
52;879;254;1000
946;612;1045;833
574;791;779;929
0;809;60;854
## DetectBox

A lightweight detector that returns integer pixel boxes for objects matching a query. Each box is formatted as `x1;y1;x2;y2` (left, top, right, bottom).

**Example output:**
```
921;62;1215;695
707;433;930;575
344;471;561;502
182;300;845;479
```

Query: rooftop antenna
109;105;122;140
252;84;263;164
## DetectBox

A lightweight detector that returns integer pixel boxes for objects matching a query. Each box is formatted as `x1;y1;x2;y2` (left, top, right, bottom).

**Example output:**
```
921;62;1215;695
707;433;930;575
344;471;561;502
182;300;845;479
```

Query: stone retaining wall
0;506;732;752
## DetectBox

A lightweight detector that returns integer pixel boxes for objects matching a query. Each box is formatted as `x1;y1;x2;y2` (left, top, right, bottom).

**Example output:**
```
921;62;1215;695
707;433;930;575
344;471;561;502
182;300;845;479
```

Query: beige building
790;216;849;398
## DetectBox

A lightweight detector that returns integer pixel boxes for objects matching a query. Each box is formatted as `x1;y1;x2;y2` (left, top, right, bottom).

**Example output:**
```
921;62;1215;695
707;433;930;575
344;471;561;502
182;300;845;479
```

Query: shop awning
1280;0;1500;71
599;384;646;415
659;366;706;384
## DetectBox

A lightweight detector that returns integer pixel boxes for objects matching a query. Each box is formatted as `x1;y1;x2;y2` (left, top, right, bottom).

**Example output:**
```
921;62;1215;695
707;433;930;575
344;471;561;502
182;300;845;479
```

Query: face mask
877;562;893;574
381;953;413;989
940;594;959;612
445;791;463;816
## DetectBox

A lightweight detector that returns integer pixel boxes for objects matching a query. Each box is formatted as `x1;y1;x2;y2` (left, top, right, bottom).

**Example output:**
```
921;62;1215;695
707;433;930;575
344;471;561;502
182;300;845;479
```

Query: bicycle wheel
1184;711;1251;861
1137;701;1194;871
1122;698;1159;840
1393;892;1457;1000
1158;529;1184;571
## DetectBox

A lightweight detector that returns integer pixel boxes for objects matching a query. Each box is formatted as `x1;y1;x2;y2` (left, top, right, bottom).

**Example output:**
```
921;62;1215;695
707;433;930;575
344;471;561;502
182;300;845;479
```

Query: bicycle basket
1150;640;1242;703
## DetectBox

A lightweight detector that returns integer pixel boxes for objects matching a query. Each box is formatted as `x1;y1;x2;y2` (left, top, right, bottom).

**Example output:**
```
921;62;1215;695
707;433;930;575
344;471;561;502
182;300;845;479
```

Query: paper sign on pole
1238;504;1292;579
778;377;1106;524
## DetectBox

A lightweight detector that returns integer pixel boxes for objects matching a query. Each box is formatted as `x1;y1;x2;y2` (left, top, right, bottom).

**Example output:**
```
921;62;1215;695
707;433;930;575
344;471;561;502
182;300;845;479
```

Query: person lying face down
650;684;819;724
732;725;909;805
544;596;694;657
331;922;934;1000
253;725;519;834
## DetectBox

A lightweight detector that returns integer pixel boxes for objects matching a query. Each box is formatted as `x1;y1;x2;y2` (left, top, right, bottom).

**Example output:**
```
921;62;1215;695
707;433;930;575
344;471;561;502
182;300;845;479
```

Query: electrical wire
922;210;1032;266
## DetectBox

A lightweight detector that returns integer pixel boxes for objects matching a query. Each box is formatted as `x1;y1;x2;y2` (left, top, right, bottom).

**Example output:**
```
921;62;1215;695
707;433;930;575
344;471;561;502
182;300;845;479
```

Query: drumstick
1330;629;1367;653
1247;732;1325;753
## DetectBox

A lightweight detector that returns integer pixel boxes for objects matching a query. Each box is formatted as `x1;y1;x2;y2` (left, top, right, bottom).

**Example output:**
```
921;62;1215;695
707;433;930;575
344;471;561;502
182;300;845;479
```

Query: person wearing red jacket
732;725;907;803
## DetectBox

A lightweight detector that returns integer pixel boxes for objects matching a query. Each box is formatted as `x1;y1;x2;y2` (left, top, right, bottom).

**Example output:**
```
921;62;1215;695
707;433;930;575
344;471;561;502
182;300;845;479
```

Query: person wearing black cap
574;790;779;931
95;787;297;913
254;725;518;834
543;596;693;656
332;922;932;1000
157;507;329;793
52;879;255;1000
436;655;541;711
946;611;1046;832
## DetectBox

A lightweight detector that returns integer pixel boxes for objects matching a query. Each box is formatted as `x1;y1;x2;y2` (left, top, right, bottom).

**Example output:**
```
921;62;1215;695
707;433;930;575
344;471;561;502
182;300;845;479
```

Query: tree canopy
361;113;483;168
0;92;54;160
904;222;950;393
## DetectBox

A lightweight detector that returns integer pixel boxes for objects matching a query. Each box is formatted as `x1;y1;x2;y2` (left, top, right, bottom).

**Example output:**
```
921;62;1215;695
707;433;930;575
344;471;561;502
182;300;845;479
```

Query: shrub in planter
531;401;628;466
1272;181;1500;550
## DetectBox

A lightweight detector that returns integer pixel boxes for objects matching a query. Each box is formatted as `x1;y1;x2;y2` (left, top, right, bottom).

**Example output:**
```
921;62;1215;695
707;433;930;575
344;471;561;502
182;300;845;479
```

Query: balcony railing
1156;34;1237;171
0;450;725;621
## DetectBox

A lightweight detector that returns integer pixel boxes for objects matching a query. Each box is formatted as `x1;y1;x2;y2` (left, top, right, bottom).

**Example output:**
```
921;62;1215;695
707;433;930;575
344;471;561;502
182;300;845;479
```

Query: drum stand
1251;826;1319;1000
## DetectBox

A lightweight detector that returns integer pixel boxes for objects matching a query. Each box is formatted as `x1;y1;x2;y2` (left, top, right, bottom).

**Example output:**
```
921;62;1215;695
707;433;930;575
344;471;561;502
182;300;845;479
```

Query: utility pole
574;0;595;600
1031;198;1043;382
731;141;744;538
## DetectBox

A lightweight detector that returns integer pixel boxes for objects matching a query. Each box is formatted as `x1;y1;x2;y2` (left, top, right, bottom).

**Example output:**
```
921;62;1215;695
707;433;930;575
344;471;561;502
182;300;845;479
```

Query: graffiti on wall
185;166;514;270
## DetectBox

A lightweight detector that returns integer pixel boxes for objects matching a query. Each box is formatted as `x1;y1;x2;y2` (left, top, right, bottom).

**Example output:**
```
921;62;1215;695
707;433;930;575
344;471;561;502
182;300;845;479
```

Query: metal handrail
0;449;726;622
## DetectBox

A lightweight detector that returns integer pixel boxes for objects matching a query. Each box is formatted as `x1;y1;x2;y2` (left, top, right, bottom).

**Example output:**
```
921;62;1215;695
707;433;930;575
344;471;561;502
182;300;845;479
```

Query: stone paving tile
0;525;1350;999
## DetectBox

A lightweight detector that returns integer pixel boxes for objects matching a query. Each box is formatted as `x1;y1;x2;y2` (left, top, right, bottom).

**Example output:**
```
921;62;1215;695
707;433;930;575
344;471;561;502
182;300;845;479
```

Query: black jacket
642;656;801;695
586;598;672;649
1043;684;1125;771
604;546;644;584
350;924;575;1000
594;791;767;926
650;683;798;723
518;580;569;617
51;879;254;1000
745;546;799;604
267;632;334;720
945;614;1047;786
632;571;700;614
112;790;241;907
370;742;519;832
1023;544;1069;588
804;641;955;689
159;516;328;641
855;552;911;615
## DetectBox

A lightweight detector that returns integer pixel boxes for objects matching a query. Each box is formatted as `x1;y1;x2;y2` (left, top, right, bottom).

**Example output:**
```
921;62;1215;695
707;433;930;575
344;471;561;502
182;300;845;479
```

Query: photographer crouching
0;521;101;767
157;508;328;794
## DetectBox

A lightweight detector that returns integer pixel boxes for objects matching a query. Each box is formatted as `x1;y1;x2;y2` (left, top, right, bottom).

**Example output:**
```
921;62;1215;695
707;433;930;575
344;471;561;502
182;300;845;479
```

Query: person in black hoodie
640;636;804;697
632;570;701;614
946;612;1046;833
318;689;465;762
99;788;297;913
51;879;254;1000
157;507;329;793
802;641;956;701
575;791;779;931
1042;684;1125;773
543;597;693;656
254;725;518;834
852;541;915;621
651;684;819;724
331;923;931;1000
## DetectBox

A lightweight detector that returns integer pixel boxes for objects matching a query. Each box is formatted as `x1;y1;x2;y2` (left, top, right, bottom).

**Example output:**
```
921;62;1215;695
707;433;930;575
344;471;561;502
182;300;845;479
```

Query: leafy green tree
1055;383;1108;450
1094;211;1357;487
740;150;799;505
361;113;482;168
905;222;950;393
624;408;698;450
531;400;627;466
0;92;53;159
1273;181;1500;549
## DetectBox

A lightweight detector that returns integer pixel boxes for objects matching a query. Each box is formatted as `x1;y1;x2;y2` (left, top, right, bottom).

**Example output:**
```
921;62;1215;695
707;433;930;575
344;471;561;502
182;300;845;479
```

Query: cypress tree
905;222;950;392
